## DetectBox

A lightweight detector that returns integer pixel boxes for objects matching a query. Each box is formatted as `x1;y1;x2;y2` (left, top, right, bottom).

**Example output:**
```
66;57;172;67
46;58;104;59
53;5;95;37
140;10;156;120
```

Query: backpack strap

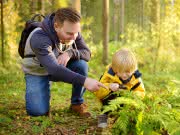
22;14;45;58
31;14;45;21
24;27;42;58
24;14;55;58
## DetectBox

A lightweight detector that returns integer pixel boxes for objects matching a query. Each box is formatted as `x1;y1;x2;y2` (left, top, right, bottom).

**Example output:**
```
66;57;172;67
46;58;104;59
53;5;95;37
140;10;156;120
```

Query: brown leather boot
70;103;91;117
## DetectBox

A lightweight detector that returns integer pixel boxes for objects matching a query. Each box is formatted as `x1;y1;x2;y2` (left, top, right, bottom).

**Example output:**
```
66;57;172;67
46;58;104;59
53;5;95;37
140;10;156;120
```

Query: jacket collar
107;67;132;84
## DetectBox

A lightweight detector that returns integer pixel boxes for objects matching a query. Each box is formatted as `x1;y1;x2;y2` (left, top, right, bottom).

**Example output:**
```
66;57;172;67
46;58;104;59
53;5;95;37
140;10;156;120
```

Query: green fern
99;78;180;134
101;85;180;135
112;112;129;135
102;92;145;134
102;91;145;114
136;111;143;135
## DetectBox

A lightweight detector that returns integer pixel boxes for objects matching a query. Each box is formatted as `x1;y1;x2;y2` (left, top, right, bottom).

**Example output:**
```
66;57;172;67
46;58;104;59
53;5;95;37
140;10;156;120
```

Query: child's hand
109;83;119;91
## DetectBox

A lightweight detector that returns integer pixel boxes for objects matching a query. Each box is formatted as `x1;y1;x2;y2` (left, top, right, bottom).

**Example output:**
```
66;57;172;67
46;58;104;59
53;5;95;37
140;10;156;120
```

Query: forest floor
0;66;112;135
1;56;180;135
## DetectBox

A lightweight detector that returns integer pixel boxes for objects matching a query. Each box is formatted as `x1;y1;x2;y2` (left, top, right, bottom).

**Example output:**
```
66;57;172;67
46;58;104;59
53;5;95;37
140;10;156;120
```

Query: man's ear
54;22;63;32
54;22;59;32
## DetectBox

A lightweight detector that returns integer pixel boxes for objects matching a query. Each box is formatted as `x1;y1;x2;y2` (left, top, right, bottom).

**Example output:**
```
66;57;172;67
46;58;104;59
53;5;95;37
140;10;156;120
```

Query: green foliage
81;16;94;44
81;0;102;43
102;92;145;134
102;82;180;135
0;0;21;63
0;0;180;134
118;16;180;74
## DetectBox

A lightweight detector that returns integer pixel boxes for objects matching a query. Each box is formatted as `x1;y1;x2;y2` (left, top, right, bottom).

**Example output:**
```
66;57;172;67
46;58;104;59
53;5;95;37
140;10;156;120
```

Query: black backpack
18;14;45;58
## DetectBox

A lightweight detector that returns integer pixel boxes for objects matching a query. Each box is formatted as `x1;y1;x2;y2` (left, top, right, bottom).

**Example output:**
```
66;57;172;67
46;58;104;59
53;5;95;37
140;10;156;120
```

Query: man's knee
69;60;88;76
76;60;88;74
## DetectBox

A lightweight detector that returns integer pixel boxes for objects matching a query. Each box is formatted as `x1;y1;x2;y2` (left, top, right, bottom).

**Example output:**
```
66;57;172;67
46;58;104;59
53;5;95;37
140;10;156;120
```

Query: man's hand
84;78;108;92
57;52;70;66
109;83;119;92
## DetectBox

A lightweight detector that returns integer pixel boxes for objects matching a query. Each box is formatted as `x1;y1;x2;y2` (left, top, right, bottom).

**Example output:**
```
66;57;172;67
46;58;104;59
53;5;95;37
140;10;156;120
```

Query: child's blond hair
112;48;137;73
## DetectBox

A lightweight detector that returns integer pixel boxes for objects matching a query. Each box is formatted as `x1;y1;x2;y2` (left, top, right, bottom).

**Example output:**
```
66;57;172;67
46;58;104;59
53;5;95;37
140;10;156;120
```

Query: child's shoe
98;114;108;128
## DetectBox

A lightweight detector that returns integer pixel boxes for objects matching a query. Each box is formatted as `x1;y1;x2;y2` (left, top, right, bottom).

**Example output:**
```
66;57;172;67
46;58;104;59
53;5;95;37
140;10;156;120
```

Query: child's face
116;70;133;80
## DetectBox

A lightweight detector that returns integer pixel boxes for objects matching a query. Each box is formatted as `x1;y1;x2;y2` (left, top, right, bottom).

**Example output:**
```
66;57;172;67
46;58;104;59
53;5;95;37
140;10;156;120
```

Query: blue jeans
25;60;88;116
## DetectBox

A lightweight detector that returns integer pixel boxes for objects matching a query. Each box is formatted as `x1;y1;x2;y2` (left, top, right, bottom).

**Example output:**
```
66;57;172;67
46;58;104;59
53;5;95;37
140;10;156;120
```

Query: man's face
54;20;80;45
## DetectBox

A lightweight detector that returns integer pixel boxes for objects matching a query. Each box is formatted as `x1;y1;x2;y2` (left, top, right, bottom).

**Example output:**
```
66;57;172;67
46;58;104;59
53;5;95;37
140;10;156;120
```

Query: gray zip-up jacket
22;13;91;86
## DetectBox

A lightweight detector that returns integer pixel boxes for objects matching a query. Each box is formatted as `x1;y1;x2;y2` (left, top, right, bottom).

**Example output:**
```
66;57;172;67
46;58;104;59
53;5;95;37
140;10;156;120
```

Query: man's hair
112;48;137;73
54;7;81;24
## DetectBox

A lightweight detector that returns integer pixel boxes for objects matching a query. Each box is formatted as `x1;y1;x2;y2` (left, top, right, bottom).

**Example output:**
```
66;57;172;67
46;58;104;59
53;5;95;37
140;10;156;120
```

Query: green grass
0;51;180;134
0;63;104;134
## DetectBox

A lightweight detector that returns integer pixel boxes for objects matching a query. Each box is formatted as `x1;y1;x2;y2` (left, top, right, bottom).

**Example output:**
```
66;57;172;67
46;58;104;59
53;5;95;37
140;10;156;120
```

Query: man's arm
30;31;86;85
30;31;106;91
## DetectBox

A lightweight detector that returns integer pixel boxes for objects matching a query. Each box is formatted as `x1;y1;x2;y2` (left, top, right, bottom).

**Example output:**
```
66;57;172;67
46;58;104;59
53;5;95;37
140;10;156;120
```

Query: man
22;7;106;117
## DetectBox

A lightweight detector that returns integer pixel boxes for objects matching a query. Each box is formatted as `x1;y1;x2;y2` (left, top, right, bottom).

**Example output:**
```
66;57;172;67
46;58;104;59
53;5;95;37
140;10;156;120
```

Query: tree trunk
71;0;81;13
37;0;44;21
41;0;45;15
1;0;4;65
152;0;161;73
102;0;109;65
51;0;55;11
150;0;160;25
30;0;36;14
119;0;124;36
37;0;42;12
171;0;175;6
113;0;119;41
139;0;144;28
19;0;22;11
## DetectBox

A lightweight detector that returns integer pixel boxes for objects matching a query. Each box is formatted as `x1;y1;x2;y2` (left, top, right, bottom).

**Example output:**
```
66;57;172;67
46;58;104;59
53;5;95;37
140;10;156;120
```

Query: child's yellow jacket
94;66;145;100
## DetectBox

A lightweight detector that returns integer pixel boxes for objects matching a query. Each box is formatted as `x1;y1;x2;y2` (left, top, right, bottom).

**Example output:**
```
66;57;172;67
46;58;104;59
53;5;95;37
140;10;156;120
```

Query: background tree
112;0;119;41
0;0;4;65
150;0;161;73
0;0;180;134
102;0;109;65
119;0;125;39
71;0;81;13
30;0;36;15
139;0;144;28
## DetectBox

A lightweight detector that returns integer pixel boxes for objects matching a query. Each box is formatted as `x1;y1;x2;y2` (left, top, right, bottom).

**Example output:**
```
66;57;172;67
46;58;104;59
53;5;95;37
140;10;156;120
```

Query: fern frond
112;112;129;135
165;121;180;135
102;97;145;114
170;127;180;135
136;111;143;135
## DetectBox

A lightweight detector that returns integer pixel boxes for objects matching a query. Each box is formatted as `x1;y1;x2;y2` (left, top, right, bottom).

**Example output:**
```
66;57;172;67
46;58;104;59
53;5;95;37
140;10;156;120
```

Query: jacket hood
42;13;59;45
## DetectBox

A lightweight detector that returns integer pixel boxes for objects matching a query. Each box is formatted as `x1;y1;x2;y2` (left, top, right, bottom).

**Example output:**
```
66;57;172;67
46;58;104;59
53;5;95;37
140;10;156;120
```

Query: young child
94;48;145;128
